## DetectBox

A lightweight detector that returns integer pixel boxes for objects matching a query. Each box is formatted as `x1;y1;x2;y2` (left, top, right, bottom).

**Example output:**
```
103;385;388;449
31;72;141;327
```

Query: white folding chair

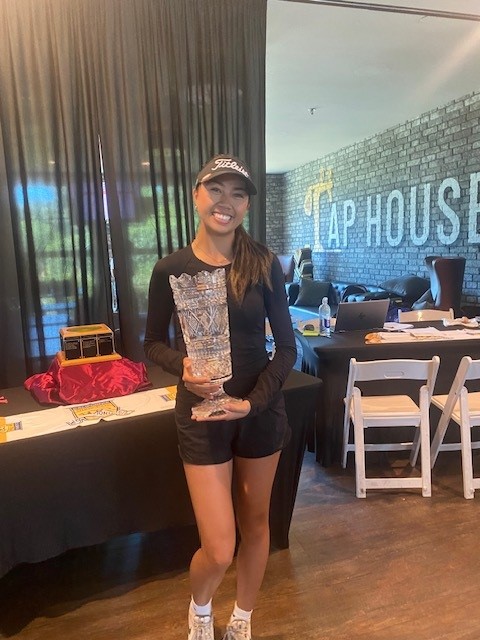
342;356;440;498
398;308;454;322
430;356;480;499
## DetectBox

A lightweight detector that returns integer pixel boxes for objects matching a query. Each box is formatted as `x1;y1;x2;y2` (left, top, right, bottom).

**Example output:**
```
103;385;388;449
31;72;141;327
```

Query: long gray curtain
0;0;266;386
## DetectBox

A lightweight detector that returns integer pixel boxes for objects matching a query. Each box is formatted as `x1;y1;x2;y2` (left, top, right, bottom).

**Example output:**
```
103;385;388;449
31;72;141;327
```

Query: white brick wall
266;90;480;305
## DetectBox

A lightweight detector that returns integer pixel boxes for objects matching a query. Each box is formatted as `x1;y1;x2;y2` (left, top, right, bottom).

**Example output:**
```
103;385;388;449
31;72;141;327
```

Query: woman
144;154;296;640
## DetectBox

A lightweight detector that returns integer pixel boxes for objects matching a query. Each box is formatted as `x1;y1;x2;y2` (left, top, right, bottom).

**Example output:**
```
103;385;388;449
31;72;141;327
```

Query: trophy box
58;324;121;366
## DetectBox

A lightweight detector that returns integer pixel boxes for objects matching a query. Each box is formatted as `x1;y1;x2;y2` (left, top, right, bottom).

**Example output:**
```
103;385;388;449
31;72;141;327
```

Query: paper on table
437;329;480;340
408;327;443;336
443;318;479;328
378;327;443;342
378;333;419;342
383;322;414;331
378;327;480;343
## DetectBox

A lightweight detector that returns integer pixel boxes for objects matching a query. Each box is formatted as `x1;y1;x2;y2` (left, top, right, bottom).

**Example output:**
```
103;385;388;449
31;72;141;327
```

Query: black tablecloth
0;366;321;579
296;323;480;466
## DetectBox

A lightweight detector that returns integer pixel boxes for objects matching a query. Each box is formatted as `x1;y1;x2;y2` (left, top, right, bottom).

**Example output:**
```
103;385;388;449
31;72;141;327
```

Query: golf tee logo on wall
304;167;334;252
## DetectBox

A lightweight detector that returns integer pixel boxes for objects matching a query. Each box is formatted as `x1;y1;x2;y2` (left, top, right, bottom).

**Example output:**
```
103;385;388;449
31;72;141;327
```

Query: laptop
334;299;390;332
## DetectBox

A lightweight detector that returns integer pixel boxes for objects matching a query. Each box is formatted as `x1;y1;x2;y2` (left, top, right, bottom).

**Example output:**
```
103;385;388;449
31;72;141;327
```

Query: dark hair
230;226;272;303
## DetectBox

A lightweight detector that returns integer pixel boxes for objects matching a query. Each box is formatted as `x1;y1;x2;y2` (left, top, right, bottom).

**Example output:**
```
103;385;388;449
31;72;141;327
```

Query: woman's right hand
182;357;222;399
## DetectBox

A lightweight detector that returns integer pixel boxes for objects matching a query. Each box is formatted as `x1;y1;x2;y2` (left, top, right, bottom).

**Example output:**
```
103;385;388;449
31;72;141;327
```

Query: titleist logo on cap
196;154;257;194
211;158;250;179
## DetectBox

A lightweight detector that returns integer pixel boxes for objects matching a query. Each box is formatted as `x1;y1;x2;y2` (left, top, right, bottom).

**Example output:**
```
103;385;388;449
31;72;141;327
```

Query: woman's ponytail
229;226;272;303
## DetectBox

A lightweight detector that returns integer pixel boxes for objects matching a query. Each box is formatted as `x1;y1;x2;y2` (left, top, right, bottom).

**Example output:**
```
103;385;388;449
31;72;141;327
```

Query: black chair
294;247;313;280
425;255;466;317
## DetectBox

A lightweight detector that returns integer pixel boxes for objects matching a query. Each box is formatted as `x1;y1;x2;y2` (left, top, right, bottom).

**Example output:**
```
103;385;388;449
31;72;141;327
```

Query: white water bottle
319;296;331;337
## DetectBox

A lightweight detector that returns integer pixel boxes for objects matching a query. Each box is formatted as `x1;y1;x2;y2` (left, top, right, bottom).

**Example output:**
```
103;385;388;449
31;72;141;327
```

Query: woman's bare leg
183;460;236;605
233;452;281;611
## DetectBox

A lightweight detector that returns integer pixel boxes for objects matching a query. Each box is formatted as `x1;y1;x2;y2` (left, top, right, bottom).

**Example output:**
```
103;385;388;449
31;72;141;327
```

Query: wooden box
59;324;119;365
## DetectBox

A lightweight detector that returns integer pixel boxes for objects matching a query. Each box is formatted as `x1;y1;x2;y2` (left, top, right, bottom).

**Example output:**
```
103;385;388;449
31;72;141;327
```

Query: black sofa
287;275;430;317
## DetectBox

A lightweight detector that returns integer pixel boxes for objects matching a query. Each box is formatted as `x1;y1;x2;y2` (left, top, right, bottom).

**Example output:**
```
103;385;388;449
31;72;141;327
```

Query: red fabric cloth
24;357;152;405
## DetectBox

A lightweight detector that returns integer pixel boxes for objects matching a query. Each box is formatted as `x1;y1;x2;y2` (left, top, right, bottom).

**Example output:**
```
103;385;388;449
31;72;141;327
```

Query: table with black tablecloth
296;323;480;467
0;366;321;579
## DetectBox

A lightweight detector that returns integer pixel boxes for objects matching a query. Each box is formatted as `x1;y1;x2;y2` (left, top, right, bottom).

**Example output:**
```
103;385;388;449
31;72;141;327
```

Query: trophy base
192;393;240;419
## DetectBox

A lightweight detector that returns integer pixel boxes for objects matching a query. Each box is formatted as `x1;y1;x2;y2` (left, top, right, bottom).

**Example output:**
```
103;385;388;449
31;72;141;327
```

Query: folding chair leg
459;392;475;499
460;429;474;499
353;418;367;498
341;413;350;469
419;406;432;497
430;411;452;468
410;429;421;467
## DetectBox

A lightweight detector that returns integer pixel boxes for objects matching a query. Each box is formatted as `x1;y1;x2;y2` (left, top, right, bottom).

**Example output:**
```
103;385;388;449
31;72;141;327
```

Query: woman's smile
212;211;234;224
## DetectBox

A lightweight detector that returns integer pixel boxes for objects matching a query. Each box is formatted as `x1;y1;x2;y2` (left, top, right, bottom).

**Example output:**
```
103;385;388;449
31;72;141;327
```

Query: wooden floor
2;450;480;640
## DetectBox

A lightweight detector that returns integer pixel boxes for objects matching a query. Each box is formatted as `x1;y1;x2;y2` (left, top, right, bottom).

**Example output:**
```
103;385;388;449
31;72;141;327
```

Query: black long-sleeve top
143;245;297;417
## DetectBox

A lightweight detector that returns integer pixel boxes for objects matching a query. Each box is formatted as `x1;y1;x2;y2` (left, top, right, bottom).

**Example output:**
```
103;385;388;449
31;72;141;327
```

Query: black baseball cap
195;154;257;195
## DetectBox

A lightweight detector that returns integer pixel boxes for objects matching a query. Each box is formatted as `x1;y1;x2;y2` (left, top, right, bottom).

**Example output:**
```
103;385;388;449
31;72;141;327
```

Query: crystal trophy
169;268;236;418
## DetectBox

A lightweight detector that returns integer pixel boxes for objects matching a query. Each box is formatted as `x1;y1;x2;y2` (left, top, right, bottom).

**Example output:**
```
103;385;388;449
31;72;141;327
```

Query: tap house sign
304;170;480;251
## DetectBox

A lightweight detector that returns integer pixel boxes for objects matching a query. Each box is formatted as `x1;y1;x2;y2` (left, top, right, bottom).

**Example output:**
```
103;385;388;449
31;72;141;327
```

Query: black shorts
174;381;291;465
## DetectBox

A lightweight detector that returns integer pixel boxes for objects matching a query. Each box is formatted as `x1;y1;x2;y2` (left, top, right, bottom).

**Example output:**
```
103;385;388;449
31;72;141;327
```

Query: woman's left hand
192;398;251;422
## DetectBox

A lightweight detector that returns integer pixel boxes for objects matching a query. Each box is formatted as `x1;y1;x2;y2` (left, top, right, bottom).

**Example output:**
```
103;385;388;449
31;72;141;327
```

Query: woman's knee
202;539;235;570
238;511;270;543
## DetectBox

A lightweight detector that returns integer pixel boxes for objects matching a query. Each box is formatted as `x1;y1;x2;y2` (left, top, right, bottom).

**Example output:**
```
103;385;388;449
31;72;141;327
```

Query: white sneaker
222;618;251;640
188;612;214;640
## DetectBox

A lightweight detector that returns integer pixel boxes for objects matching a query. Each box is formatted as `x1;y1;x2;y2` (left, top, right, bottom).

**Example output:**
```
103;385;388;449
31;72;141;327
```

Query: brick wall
266;90;480;305
265;173;285;254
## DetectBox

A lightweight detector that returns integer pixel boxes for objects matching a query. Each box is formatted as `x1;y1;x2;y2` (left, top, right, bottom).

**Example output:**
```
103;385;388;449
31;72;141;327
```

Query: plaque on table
58;324;121;366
